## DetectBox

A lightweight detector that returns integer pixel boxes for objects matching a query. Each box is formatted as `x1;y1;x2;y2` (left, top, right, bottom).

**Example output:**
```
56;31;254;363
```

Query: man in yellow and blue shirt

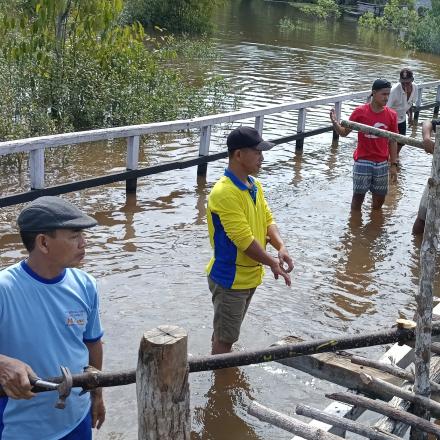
206;126;294;354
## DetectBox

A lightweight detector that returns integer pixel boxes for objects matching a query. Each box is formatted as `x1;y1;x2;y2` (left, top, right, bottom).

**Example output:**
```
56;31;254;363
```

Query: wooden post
126;135;140;194
295;108;306;152
137;325;190;440
411;130;440;439
197;125;211;177
254;115;264;135
414;87;423;122
29;148;45;189
332;101;342;142
433;85;440;118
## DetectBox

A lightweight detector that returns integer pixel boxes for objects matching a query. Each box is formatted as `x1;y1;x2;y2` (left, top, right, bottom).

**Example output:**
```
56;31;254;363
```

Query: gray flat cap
18;196;97;232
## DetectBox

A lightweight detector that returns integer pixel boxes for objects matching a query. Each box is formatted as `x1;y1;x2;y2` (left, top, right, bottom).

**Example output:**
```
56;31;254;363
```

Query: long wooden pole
295;404;401;440
410;130;440;440
3;325;440;398
326;392;440;437
350;355;440;392
248;401;343;440
359;373;440;415
340;120;425;149
373;357;440;437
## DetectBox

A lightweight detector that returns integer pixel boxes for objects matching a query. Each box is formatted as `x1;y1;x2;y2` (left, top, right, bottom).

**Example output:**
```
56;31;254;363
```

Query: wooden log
340;120;424;149
295;404;401;440
277;347;400;400
373;356;440;437
351;355;440;393
248;401;343;440
326;392;440;437
189;324;440;372
360;373;440;415
411;131;440;440
136;325;190;440
431;342;440;355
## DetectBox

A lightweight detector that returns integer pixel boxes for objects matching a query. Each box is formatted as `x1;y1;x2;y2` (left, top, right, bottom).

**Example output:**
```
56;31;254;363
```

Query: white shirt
387;82;418;123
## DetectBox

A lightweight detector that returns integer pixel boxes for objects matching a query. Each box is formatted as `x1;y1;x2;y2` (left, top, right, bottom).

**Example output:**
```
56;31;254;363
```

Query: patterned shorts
353;159;389;196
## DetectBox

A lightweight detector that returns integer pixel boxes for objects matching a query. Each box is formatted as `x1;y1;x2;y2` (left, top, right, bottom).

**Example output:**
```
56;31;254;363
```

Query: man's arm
266;224;294;273
85;340;105;429
422;120;435;154
0;354;35;399
244;240;291;286
330;108;352;137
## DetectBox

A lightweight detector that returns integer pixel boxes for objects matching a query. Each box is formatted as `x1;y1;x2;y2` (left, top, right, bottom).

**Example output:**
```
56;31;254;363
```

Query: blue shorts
59;411;91;440
353;159;389;196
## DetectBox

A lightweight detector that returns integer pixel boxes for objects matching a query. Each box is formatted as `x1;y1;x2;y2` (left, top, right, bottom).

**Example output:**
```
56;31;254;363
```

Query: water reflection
331;209;388;319
192;368;260;440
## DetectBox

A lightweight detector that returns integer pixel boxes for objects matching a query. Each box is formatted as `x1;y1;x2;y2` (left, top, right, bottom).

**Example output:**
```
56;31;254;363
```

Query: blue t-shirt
0;261;104;440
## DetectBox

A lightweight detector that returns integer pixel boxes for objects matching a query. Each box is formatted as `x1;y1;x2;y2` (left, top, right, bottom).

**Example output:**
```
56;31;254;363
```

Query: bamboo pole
411;130;440;440
248;401;343;440
350;355;440;392
340;120;424;149
136;325;190;440
360;373;440;415
326;392;440;437
295;404;401;440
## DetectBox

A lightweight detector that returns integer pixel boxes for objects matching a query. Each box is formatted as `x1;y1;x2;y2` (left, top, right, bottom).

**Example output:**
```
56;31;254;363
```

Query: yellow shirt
206;168;275;289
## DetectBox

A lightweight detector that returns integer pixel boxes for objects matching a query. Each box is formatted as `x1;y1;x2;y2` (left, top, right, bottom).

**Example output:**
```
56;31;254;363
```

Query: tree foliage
358;0;440;54
300;0;341;19
0;0;231;140
123;0;221;35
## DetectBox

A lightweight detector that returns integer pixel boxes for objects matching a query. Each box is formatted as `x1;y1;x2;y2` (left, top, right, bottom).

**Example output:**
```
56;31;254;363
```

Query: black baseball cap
372;79;391;91
227;126;274;151
18;196;97;232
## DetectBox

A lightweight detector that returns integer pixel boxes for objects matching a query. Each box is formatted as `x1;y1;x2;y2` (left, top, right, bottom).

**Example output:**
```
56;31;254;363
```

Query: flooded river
2;0;440;438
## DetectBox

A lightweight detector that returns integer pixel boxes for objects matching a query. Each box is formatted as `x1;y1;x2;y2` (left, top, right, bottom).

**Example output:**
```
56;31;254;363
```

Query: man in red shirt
330;79;398;210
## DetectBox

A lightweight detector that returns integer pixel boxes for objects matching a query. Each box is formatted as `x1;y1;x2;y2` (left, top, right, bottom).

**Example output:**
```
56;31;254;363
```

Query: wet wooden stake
136;325;190;440
411;130;440;440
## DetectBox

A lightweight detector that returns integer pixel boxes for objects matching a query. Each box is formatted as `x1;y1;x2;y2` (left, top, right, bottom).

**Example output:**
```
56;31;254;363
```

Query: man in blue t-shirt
0;196;105;440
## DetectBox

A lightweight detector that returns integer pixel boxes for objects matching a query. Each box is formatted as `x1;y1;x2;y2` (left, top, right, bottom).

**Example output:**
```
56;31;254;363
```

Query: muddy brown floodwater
2;1;440;439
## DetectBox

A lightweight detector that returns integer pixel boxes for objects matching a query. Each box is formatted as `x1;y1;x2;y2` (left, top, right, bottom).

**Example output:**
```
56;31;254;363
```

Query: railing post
29;148;45;190
197;125;211;177
296;108;307;152
126;135;140;194
333;101;342;142
414;87;423;123
254;116;264;135
433;85;440;118
137;325;190;440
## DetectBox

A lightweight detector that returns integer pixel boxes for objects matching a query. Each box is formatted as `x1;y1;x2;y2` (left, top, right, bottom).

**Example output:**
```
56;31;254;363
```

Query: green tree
123;0;221;35
0;0;231;140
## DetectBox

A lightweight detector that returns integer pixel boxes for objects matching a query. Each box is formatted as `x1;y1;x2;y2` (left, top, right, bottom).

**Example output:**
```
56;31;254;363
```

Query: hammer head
55;366;73;410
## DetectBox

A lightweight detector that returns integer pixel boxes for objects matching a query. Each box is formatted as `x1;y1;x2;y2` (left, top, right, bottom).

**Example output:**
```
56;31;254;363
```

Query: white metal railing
1;81;439;190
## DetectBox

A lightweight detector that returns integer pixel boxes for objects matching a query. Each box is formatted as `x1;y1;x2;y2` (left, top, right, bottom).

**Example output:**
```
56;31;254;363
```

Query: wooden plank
1;81;439;155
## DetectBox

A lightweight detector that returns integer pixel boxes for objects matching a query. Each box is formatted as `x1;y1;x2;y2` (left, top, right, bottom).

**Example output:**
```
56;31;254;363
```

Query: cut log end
396;319;417;330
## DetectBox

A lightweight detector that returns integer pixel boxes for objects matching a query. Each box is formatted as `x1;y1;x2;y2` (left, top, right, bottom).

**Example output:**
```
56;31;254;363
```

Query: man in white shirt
387;68;418;163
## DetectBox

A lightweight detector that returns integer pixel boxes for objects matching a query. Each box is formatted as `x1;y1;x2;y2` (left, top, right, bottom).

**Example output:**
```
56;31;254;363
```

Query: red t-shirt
349;103;398;162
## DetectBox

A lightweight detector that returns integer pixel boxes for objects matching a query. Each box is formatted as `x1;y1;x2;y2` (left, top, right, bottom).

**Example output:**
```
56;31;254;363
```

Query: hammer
31;366;73;409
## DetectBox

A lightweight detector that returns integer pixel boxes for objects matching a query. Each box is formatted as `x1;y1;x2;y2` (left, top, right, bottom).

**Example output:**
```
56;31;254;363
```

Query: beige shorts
208;277;256;344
